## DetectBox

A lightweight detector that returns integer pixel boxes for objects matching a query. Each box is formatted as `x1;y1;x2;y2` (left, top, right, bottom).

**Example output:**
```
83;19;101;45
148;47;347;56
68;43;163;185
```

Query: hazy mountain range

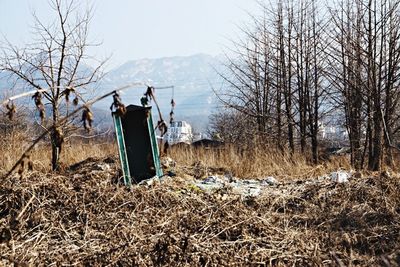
96;53;225;131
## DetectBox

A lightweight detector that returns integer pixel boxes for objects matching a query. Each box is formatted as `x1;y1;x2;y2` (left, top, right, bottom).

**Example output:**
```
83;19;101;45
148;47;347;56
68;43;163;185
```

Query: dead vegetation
170;144;352;180
0;154;399;266
0;126;116;171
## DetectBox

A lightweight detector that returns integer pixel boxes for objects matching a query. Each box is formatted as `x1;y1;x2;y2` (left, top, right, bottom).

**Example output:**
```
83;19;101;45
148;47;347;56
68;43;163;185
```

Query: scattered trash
330;171;350;183
203;176;224;184
1;155;398;266
224;172;235;183
195;176;225;191
261;176;278;186
231;182;261;197
138;176;161;186
192;176;279;198
242;179;259;185
161;157;176;168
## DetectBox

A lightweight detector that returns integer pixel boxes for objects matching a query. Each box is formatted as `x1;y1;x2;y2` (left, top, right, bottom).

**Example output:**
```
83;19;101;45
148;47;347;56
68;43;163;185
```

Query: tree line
211;0;400;171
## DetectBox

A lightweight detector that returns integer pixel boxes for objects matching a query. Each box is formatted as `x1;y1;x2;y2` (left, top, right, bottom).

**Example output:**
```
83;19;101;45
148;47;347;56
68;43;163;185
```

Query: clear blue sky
0;0;260;68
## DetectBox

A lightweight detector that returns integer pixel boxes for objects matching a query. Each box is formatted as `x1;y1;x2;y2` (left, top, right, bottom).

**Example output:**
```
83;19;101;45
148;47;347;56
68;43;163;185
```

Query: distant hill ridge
97;53;224;131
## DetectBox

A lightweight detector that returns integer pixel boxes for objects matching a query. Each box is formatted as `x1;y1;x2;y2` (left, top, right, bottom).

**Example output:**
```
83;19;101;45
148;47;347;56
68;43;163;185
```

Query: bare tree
214;0;400;170
215;0;328;163
208;110;256;144
0;0;106;170
327;0;400;170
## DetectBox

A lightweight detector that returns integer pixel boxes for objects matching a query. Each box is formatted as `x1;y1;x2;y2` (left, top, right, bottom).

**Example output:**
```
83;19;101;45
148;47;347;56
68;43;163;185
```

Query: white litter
330;171;350;183
261;176;278;186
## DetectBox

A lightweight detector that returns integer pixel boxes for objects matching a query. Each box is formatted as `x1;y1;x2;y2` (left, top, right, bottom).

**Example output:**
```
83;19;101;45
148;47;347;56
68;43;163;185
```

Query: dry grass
1;128;350;180
0;156;399;266
0;133;399;266
170;144;351;180
0;130;117;171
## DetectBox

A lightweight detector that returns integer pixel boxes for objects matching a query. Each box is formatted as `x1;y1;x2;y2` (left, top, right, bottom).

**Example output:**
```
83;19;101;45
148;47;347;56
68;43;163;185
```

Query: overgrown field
0;151;399;266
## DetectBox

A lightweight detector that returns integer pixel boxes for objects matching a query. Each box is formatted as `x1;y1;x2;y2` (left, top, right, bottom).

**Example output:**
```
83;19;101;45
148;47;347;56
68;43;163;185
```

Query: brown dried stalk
5;101;16;120
110;92;127;117
32;92;46;123
82;107;94;131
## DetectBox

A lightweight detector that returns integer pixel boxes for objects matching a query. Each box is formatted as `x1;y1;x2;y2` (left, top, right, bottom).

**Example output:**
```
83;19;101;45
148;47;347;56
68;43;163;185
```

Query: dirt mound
0;158;399;266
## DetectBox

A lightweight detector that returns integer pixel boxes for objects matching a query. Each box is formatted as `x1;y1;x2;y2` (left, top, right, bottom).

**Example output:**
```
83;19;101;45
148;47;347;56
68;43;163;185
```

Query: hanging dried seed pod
145;86;154;100
82;107;93;131
157;120;168;137
32;92;43;107
169;111;174;124
116;105;127;117
169;98;175;124
63;87;75;103
73;96;79;106
5;101;16;120
32;92;45;123
110;92;127;117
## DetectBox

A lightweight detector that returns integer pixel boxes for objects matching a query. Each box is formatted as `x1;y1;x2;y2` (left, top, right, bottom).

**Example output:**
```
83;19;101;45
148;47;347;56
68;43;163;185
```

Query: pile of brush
0;157;399;266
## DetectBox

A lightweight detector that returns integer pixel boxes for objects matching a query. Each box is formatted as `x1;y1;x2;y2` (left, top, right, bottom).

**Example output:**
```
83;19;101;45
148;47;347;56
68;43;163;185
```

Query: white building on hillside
319;122;348;140
166;121;193;144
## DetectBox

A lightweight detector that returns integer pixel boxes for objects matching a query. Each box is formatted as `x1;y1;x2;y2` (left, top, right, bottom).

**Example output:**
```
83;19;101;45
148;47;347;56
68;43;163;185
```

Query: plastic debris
138;176;161;186
261;176;278;186
203;176;223;184
330;171;350;183
194;176;266;197
195;176;225;191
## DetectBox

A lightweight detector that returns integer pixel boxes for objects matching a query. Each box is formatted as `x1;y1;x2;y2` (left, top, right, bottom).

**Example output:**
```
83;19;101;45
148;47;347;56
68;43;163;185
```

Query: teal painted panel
147;114;163;177
113;114;132;186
